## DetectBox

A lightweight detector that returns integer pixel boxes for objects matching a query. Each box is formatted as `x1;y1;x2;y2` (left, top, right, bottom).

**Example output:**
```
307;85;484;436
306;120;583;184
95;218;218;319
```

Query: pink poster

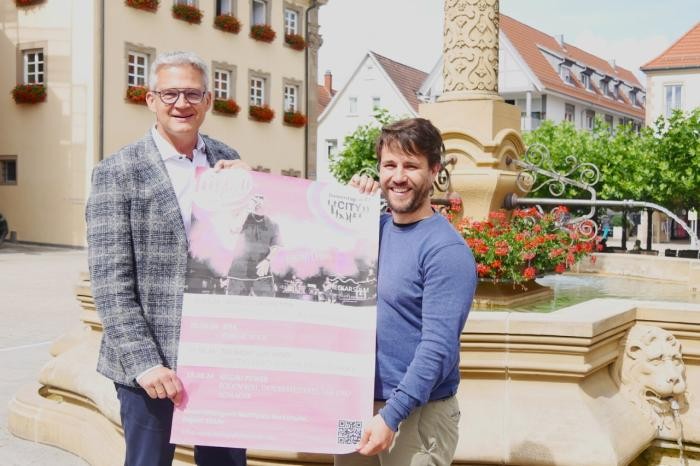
171;168;379;454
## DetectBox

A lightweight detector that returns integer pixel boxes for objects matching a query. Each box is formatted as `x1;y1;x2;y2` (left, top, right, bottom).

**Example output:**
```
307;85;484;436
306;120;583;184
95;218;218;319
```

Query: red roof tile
371;51;428;111
317;84;336;115
641;22;700;71
501;15;644;119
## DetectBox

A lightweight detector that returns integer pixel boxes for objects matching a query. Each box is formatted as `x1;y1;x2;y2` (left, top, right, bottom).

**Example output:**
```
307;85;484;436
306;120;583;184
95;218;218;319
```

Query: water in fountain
671;399;687;466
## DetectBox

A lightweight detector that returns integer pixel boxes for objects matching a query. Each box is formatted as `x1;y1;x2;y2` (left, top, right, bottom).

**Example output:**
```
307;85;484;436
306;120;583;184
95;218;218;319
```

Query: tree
329;109;395;183
522;109;700;212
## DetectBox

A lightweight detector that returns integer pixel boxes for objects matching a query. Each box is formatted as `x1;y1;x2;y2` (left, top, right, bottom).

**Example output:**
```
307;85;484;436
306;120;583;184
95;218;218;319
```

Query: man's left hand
357;414;395;456
213;159;251;172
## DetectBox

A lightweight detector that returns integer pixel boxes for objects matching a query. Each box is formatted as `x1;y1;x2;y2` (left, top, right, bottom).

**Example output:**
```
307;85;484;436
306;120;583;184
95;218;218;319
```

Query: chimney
324;70;333;94
608;59;617;71
555;34;565;49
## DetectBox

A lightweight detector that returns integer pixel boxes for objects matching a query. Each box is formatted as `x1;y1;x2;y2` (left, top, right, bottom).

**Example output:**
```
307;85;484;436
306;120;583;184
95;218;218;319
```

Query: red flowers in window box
15;0;44;6
11;84;46;104
283;111;306;127
126;86;148;105
124;0;158;12
214;14;241;33
172;3;202;24
214;99;240;116
249;105;274;122
284;33;305;51
250;24;276;43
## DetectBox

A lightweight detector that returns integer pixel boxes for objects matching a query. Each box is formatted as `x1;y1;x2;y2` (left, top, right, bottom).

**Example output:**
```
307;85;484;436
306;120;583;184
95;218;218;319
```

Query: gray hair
149;51;209;91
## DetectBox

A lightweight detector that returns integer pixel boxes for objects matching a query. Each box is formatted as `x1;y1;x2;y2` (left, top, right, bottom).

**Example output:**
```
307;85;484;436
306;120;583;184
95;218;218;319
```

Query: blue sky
317;0;700;88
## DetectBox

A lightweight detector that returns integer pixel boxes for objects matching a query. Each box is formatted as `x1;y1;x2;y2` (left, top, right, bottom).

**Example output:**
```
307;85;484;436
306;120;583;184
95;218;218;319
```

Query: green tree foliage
522;108;700;211
329;109;395;183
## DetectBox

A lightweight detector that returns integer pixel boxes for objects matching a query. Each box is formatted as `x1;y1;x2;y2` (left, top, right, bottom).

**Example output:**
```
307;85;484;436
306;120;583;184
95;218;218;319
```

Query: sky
317;0;700;89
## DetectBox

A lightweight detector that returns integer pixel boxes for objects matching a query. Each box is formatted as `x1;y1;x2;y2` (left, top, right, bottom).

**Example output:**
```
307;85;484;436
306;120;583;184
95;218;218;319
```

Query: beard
384;180;432;215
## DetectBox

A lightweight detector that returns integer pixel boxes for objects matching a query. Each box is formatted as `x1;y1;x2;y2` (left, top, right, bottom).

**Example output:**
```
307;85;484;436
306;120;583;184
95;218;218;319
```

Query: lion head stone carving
611;325;687;433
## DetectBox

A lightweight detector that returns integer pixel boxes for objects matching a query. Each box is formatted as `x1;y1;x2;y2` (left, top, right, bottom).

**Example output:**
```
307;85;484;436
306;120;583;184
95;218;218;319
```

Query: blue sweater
376;212;476;431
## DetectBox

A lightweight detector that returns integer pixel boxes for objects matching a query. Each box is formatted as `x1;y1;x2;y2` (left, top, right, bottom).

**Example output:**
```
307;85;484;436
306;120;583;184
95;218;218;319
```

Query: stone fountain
8;1;700;465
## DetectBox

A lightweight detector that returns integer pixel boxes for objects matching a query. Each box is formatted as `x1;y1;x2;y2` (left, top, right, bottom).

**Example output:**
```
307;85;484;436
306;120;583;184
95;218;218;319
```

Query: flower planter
283;111;306;127
459;208;598;286
124;0;158;12
15;0;44;6
214;14;240;33
172;4;202;24
11;84;46;104
250;24;275;43
213;99;240;116
125;85;148;105
249;105;274;122
284;33;305;51
473;279;553;308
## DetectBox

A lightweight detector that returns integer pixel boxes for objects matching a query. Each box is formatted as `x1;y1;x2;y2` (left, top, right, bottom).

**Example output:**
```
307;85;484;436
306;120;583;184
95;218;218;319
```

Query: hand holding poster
171;168;379;454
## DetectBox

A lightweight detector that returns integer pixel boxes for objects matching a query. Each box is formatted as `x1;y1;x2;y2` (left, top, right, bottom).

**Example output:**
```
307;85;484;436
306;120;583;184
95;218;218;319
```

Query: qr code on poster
337;419;362;445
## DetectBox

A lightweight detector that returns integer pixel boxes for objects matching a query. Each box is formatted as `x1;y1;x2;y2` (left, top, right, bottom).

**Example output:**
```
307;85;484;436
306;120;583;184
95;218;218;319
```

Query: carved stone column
420;0;525;220
440;0;501;101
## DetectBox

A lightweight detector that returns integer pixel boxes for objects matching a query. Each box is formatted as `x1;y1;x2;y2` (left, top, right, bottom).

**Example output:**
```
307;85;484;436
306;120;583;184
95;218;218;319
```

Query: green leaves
329;109;397;183
523;109;700;211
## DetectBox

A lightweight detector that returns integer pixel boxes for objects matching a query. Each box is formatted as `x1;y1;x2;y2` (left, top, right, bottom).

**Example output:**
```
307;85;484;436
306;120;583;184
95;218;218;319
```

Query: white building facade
641;22;700;126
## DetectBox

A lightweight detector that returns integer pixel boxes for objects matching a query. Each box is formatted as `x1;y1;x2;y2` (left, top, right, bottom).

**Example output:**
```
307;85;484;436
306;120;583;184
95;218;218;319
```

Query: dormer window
629;90;637;106
560;65;573;84
581;72;590;90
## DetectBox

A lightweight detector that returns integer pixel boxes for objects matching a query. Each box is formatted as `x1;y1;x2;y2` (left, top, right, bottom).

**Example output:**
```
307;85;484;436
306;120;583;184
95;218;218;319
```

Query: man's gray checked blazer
86;131;239;386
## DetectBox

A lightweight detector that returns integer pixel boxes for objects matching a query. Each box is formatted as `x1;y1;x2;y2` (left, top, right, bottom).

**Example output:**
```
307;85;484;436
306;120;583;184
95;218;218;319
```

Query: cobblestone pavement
0;243;88;465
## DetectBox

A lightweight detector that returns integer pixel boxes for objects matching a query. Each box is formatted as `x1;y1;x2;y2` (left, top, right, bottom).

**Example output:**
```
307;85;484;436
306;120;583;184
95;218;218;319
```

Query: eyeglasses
152;88;207;105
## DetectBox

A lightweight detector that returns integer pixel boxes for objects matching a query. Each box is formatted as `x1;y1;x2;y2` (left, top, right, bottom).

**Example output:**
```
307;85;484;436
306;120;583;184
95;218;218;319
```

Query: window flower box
11;84;46;104
126;85;148;105
213;99;240;116
15;0;44;6
284;33;305;51
172;3;202;24
283;111;306;127
250;24;276;43
124;0;158;12
249;105;274;122
214;14;241;33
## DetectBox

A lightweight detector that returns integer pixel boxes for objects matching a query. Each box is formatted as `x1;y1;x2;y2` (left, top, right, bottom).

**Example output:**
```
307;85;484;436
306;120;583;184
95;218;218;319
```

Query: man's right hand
137;366;184;406
349;173;380;195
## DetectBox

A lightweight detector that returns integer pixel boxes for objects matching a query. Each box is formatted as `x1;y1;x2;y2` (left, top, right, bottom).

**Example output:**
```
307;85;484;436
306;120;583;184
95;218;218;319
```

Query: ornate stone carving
440;0;500;101
611;325;688;434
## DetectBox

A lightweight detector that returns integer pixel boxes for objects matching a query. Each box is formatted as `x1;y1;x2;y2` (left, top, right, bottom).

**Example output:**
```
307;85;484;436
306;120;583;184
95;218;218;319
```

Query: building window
284;8;299;35
326;139;338;157
584;110;595;130
252;0;267;25
604;114;614;129
581;72;592;91
348;96;358;114
629;90;637;106
372;97;381;110
23;50;44;85
284;84;298;111
250;76;265;106
665;84;682;117
564;103;575;122
128;51;148;87
0;156;17;185
560;65;572;85
216;0;233;15
214;69;231;99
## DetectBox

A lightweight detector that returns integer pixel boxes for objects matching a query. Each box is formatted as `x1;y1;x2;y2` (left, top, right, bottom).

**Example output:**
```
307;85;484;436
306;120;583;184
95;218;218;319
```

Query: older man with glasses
86;51;247;466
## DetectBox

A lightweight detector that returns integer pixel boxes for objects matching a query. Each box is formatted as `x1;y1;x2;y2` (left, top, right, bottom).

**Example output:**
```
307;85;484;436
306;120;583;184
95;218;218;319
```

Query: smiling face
146;64;211;150
379;146;439;224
